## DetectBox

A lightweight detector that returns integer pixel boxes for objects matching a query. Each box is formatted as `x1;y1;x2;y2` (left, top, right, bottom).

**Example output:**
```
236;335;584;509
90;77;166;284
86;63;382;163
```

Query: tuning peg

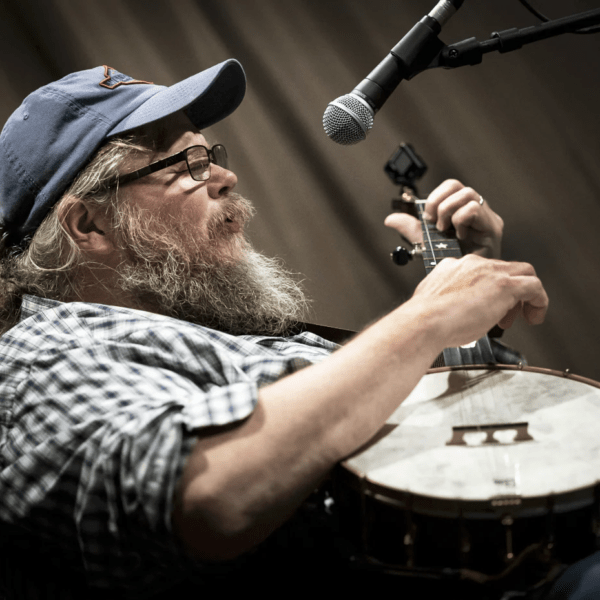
391;246;413;266
391;243;423;266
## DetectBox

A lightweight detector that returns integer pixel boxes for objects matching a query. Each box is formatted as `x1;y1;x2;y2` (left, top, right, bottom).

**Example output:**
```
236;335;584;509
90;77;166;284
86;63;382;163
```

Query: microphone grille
323;94;374;145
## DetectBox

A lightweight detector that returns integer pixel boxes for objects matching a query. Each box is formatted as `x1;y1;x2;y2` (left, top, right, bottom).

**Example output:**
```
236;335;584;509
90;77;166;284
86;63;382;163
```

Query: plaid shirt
0;295;337;597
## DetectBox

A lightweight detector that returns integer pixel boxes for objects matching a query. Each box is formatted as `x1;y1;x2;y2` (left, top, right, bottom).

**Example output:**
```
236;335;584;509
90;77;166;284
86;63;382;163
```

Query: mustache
207;193;255;239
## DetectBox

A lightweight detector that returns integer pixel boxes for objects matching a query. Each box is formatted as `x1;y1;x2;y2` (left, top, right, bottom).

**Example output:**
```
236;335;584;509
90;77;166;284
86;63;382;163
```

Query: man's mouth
208;193;254;240
224;217;242;233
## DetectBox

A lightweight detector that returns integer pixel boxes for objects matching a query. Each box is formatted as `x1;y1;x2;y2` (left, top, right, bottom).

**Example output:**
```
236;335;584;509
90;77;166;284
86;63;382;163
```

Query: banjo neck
409;192;495;367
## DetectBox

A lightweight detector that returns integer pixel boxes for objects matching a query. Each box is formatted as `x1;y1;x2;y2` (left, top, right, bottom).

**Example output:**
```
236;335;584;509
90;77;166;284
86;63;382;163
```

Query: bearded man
0;61;547;598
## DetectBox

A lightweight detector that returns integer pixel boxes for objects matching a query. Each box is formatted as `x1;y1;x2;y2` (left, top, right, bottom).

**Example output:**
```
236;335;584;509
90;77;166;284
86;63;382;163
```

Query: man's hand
384;179;504;259
408;254;548;348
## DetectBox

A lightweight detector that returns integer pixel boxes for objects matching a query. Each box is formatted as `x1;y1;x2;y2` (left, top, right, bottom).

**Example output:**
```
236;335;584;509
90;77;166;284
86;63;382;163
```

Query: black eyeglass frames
117;144;228;186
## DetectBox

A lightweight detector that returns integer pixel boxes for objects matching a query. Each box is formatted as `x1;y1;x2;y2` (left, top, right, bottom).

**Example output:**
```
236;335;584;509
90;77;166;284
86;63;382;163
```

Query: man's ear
58;197;115;254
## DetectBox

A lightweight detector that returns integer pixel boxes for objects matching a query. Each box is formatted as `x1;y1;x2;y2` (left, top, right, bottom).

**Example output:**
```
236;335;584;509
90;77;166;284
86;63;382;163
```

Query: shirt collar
20;295;63;322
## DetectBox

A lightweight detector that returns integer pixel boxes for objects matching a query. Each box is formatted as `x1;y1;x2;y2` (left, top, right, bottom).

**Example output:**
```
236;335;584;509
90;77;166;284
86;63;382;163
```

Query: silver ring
479;195;485;206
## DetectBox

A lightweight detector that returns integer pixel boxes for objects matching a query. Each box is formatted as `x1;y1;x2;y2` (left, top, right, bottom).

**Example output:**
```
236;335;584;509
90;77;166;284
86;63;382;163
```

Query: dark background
1;0;599;380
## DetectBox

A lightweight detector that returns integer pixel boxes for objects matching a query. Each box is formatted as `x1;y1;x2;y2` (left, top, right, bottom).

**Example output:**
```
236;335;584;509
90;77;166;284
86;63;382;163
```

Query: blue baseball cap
0;59;246;248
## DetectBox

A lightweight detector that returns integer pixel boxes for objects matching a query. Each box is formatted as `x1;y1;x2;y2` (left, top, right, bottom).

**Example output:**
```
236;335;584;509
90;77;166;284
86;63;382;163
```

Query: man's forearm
172;297;443;561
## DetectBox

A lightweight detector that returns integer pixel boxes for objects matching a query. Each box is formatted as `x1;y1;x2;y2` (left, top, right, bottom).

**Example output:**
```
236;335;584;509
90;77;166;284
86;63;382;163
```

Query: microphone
323;0;463;145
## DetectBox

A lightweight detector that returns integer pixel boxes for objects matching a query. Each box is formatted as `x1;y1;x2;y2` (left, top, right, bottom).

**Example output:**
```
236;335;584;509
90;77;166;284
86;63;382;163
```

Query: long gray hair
0;136;148;334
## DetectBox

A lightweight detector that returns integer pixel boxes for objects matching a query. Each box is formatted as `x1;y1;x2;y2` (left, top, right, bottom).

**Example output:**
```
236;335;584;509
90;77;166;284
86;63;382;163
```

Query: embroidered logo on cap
99;65;153;90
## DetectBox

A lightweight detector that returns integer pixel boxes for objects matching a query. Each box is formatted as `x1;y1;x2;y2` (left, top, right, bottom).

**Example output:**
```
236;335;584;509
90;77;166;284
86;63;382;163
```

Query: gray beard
113;193;309;336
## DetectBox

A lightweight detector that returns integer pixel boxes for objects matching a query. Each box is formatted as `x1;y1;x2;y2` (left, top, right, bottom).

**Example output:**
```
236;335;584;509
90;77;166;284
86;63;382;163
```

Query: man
0;61;547;597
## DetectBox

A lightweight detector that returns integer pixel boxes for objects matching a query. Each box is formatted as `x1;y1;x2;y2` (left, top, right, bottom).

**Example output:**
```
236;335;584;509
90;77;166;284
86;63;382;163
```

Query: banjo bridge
447;422;534;446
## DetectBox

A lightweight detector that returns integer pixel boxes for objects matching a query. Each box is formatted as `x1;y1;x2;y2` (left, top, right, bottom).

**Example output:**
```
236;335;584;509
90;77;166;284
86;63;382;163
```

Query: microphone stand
408;9;600;76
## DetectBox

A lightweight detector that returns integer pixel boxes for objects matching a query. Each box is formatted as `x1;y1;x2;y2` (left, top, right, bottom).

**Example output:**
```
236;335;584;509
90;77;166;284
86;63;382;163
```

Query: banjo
337;183;600;582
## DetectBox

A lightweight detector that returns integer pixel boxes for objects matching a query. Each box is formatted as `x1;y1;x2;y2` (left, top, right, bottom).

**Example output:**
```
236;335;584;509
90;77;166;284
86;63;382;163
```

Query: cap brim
108;59;246;136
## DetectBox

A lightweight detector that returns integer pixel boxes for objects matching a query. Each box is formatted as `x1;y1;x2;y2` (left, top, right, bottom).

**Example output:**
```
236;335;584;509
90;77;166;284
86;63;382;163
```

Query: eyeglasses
117;144;228;186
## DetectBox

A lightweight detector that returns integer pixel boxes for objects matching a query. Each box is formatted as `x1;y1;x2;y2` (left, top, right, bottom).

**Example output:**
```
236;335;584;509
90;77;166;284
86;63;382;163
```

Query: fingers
384;212;423;245
498;288;548;329
414;256;548;346
452;200;499;242
425;179;504;259
427;180;502;234
486;259;549;325
424;179;467;227
385;179;503;260
490;261;549;328
523;300;548;326
509;275;549;326
497;302;522;330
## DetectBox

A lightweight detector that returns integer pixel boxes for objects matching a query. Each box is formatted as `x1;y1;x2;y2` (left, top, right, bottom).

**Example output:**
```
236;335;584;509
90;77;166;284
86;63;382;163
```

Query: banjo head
341;365;600;518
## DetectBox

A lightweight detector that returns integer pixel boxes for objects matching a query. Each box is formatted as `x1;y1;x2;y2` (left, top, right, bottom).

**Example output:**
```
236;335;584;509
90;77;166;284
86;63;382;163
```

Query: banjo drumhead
342;366;600;518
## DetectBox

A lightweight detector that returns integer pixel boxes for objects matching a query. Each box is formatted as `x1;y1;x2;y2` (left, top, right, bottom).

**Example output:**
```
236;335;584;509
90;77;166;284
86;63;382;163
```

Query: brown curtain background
0;0;599;380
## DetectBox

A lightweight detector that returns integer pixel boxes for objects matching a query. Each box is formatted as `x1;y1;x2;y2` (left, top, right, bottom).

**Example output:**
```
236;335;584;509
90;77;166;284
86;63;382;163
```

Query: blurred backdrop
0;0;598;380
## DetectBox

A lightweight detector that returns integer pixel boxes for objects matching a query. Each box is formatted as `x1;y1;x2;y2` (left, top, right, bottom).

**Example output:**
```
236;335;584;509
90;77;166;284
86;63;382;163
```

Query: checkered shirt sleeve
0;296;337;596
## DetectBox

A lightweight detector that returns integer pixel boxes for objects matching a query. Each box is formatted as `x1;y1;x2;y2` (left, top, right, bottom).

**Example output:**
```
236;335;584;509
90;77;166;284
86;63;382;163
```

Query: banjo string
416;199;521;499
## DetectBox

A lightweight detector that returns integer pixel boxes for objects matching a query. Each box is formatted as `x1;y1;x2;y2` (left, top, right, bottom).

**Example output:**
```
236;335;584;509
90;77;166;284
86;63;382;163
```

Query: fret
422;250;461;259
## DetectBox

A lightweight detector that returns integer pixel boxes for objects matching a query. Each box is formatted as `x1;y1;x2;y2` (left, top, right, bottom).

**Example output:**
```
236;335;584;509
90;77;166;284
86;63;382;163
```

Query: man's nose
207;164;237;198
